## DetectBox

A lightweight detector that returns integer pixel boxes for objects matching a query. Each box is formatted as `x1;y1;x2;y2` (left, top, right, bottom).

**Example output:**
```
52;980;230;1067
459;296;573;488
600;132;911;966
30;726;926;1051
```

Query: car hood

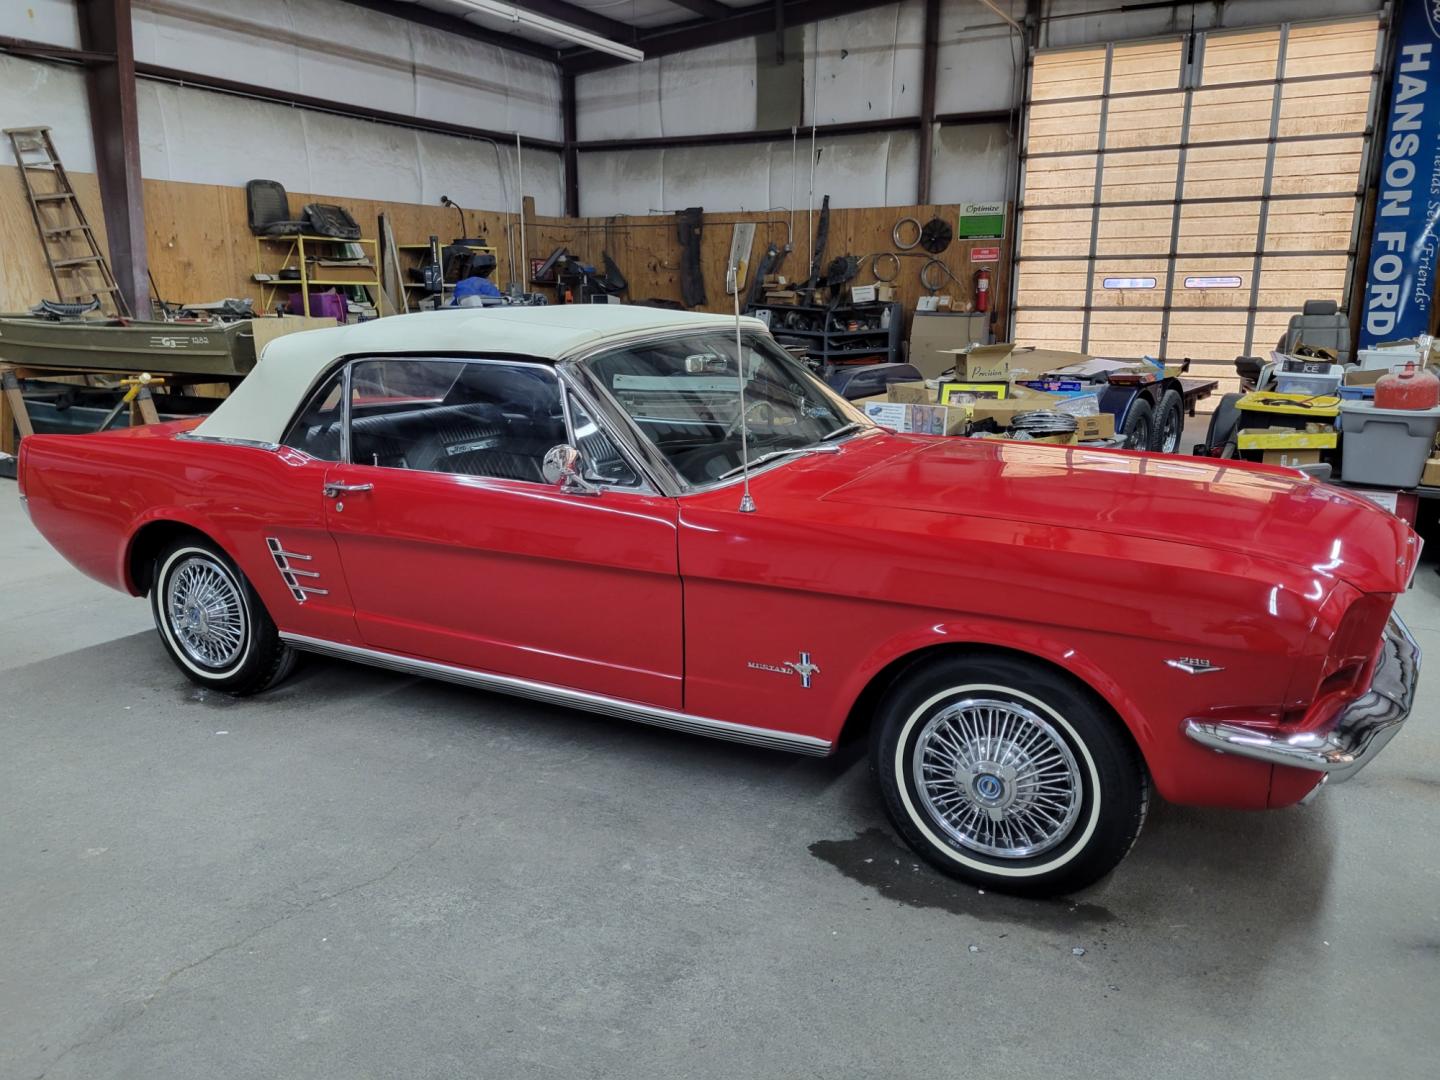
820;438;1417;593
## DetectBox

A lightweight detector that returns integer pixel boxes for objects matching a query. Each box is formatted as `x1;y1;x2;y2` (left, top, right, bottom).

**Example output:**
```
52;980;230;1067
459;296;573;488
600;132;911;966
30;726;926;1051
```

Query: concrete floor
2;485;1437;1080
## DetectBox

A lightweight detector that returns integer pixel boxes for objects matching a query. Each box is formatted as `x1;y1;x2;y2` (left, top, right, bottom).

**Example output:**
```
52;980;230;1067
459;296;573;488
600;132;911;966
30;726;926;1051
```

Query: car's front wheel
870;653;1149;896
151;537;295;695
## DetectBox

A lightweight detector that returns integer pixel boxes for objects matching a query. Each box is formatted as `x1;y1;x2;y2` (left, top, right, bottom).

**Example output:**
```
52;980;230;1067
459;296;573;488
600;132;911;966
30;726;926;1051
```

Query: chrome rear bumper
1184;612;1420;781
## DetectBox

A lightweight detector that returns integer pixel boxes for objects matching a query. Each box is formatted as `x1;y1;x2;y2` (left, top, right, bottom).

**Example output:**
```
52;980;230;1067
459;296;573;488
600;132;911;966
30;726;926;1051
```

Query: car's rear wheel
151;538;295;695
870;653;1149;896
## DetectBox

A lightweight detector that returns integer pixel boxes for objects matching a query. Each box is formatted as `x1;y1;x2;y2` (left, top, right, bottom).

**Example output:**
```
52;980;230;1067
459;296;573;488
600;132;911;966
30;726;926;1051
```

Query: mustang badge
749;652;821;688
1166;657;1225;675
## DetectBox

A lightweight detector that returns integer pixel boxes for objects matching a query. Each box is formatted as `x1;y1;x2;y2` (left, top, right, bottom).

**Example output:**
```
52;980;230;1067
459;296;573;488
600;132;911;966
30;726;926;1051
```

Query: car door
321;355;684;709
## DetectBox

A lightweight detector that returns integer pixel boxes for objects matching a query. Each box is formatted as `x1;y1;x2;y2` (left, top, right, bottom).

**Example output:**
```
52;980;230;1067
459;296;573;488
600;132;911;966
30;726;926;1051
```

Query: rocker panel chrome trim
279;632;833;756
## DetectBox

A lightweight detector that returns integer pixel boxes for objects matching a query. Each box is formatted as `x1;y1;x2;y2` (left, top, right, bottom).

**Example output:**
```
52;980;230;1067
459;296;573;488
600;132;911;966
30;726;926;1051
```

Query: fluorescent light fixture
452;0;645;63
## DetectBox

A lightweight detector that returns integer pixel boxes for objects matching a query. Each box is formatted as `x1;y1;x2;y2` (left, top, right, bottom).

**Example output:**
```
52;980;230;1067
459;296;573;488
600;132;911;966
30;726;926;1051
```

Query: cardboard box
967;392;1063;428
1262;449;1322;467
862;400;967;435
941;344;1013;381
887;381;937;405
850;284;878;303
907;312;991;378
1423;456;1440;487
1074;413;1115;441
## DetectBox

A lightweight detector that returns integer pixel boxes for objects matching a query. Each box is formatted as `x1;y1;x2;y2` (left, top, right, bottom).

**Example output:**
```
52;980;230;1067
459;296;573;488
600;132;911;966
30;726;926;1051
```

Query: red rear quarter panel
20;423;343;636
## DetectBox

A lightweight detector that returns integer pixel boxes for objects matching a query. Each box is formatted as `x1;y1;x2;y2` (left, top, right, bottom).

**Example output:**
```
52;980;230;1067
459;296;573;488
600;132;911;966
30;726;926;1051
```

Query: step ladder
5;126;129;317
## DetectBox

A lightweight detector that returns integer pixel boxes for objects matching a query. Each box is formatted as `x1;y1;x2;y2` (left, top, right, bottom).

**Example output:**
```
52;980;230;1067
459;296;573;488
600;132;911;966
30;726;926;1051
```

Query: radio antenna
729;263;756;513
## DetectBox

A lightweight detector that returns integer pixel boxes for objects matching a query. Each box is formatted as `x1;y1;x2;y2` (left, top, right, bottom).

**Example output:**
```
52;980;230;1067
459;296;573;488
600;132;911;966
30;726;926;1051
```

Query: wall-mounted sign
970;246;1001;262
959;202;1006;239
1184;275;1243;289
1102;276;1156;289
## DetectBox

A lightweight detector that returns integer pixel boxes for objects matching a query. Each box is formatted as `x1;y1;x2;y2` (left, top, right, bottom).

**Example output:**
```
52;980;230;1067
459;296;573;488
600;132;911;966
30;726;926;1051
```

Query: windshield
583;332;869;486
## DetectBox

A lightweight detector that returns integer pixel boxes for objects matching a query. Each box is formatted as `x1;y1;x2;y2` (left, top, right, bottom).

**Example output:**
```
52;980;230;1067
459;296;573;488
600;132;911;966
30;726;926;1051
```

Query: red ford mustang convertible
18;306;1422;895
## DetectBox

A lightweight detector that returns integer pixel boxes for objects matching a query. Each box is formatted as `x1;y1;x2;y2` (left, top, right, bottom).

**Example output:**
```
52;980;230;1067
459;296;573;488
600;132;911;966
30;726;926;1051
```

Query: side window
281;368;346;460
568;394;640;487
347;358;567;484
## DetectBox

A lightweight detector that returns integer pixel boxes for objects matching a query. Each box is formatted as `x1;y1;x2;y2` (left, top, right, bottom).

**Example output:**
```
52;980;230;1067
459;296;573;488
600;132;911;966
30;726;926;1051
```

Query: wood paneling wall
2;167;1010;343
547;205;1010;340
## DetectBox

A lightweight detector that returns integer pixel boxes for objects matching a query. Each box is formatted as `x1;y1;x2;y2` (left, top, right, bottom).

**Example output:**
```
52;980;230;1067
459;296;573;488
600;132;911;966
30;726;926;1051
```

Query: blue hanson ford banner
1361;0;1440;348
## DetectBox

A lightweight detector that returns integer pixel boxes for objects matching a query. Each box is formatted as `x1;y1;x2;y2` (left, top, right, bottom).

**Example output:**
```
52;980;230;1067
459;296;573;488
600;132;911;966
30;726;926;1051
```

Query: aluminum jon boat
0;315;259;377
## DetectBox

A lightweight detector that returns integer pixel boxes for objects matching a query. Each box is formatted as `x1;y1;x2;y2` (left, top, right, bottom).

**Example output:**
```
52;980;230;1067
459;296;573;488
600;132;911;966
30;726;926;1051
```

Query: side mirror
542;444;601;496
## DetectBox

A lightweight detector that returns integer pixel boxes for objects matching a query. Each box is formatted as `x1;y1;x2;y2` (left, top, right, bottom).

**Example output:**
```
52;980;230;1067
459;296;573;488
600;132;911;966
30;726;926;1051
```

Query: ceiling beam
506;0;636;42
564;0;904;74
335;0;561;62
665;0;734;18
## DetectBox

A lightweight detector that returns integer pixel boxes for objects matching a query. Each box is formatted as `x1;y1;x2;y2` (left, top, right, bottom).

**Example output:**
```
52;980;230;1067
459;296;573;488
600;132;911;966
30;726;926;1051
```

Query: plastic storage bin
1274;363;1343;396
1339;401;1440;487
1357;346;1421;370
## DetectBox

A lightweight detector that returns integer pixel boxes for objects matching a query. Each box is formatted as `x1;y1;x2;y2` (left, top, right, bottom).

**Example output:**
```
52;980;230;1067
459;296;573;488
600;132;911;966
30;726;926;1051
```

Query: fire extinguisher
975;267;991;313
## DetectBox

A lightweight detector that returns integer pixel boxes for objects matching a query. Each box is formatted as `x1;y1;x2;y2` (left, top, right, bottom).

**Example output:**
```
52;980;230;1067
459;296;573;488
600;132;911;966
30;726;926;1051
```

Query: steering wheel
725;399;779;439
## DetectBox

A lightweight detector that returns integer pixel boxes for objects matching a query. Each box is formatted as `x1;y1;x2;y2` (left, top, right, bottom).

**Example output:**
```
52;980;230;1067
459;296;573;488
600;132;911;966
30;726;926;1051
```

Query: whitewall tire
150;538;296;695
870;653;1149;897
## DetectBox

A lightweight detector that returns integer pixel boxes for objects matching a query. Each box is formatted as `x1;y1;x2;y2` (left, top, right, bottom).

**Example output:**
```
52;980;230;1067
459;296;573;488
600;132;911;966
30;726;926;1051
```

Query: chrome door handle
323;482;374;497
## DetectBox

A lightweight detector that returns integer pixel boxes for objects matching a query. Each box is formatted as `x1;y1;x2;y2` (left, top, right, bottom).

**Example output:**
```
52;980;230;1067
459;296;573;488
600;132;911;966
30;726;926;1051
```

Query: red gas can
1374;361;1440;410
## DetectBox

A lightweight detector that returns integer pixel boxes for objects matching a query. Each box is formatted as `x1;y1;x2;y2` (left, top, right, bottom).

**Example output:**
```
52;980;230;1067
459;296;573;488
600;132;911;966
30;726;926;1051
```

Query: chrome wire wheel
912;697;1084;859
164;555;247;670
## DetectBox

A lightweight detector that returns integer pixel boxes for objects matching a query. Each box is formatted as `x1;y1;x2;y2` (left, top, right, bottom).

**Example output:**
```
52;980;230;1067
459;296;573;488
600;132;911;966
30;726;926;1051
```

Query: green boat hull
0;316;257;377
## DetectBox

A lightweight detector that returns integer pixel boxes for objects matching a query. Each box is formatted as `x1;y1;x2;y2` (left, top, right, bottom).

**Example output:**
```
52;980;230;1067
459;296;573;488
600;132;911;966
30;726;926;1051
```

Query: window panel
1263;196;1355;252
1172;258;1252;307
1183;142;1269;199
1188;85;1275;142
1016;207;1093;256
1270;137;1363;196
1096;204;1173;256
1026;99;1103;154
1022;153;1097;206
1088;309;1164;357
1177;202;1260;255
1254;255;1348;310
1090;258;1169;307
1013;310;1084;352
1104;92;1185;148
1015;261;1090;308
1283;18;1380;78
1100;148;1179;203
1109;40;1182;94
1278;75;1373;137
1201;29;1280;86
1030;47;1107;101
1166;311;1250;361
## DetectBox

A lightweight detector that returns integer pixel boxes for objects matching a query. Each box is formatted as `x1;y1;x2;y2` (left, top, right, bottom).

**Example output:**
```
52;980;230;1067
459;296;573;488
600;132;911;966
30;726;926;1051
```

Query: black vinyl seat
349;402;564;483
246;179;308;238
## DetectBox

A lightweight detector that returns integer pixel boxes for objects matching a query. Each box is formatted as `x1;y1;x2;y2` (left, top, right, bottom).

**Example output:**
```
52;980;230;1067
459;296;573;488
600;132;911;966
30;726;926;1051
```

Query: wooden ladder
5;126;129;317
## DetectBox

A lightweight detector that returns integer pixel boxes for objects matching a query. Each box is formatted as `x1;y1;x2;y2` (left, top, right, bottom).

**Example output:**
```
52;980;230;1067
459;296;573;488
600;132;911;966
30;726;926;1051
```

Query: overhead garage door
1012;16;1385;398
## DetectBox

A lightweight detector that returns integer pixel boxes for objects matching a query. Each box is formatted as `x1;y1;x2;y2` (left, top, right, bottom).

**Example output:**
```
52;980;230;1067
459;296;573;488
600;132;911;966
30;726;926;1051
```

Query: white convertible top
194;305;768;445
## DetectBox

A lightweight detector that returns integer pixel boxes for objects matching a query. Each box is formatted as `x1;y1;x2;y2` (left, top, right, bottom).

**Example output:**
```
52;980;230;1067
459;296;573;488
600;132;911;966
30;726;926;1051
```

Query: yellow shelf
254;235;379;318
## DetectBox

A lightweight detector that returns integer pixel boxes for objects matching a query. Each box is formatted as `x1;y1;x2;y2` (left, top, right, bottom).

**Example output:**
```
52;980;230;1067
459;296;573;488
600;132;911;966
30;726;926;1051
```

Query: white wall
0;0;563;214
0;0;81;49
578;130;918;216
137;81;562;214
